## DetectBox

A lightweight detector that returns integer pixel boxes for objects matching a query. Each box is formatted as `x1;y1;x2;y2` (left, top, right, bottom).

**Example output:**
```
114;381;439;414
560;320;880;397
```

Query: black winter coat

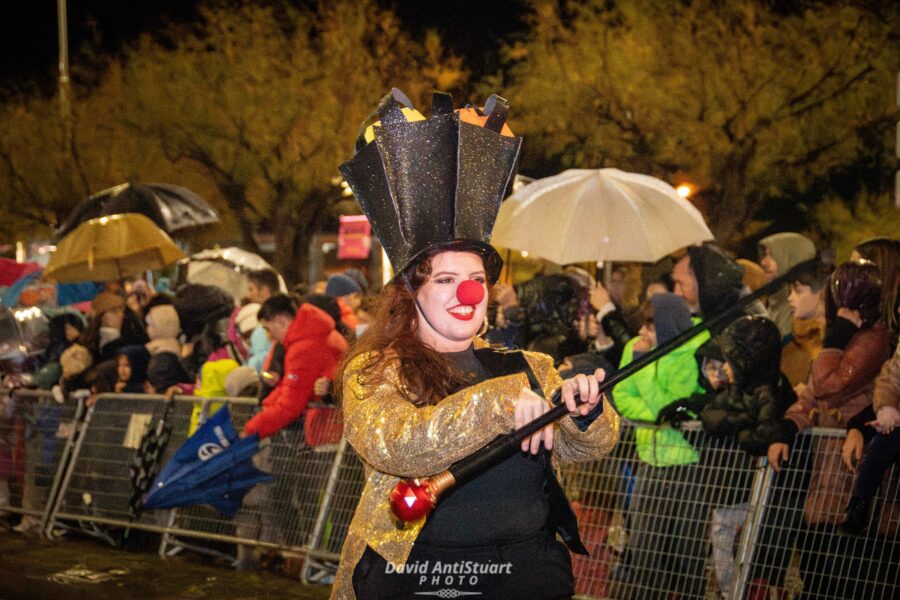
700;375;796;456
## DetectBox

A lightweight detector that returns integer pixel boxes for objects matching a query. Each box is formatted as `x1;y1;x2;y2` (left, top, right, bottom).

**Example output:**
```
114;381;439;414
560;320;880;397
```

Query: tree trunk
271;188;332;286
707;143;757;246
217;180;262;255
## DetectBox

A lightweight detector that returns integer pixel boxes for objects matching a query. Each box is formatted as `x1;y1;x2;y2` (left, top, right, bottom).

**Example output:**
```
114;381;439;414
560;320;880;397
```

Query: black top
415;345;550;545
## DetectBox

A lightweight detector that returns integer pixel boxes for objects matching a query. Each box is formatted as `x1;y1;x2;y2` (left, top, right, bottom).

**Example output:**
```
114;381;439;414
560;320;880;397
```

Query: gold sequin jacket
330;349;620;599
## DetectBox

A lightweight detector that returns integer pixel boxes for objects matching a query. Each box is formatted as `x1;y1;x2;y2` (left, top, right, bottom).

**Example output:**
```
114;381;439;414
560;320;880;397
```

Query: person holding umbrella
333;89;618;599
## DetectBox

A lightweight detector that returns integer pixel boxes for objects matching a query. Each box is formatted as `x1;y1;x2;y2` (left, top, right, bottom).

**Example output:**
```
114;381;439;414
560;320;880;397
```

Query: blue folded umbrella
142;405;272;518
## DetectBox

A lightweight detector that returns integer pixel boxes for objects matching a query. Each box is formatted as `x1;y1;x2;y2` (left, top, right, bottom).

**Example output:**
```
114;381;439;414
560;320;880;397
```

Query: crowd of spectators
485;235;898;597
1;266;372;536
1;233;898;595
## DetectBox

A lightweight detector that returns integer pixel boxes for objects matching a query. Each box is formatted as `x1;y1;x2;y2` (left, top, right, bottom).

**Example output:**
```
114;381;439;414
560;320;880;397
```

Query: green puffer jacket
613;331;708;466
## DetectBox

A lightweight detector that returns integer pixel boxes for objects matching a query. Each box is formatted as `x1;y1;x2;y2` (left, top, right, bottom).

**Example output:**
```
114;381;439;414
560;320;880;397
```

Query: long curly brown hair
335;251;483;407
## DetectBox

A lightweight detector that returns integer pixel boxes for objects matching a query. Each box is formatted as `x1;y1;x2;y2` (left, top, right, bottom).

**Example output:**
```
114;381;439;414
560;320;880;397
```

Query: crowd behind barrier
0;386;897;598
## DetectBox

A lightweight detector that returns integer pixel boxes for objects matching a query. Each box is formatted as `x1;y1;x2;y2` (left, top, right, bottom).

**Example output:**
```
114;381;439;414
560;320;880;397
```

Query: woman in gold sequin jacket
330;247;620;600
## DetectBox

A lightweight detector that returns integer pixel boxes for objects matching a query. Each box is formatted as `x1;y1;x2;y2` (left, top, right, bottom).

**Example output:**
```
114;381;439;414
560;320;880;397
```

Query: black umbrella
55;182;219;240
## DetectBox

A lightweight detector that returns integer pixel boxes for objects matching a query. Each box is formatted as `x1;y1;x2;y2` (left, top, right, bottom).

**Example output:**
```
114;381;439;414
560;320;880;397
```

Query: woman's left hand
561;369;606;417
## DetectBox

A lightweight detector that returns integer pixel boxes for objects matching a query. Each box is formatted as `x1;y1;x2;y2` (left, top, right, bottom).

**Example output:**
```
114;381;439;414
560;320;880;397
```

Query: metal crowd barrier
4;389;898;599
44;392;361;579
562;420;900;600
0;388;83;534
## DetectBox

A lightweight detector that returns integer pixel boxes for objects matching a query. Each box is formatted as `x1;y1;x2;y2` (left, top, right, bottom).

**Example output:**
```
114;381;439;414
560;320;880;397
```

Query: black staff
390;258;822;522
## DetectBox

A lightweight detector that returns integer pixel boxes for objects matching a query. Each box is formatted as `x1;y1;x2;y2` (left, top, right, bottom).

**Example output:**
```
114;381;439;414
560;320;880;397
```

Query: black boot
839;496;871;536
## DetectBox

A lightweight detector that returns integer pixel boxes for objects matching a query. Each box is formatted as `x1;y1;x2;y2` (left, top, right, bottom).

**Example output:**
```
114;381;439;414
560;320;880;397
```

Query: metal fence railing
561;421;761;600
0;388;83;534
561;421;900;600
1;389;897;599
44;392;356;577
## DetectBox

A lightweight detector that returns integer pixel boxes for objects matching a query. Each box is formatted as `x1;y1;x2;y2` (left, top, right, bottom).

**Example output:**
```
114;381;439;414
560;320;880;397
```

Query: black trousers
352;530;574;599
854;429;900;500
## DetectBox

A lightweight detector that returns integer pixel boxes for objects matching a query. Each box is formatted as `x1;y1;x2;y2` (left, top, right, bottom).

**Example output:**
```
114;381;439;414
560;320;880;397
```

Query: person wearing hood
43;312;85;364
146;352;192;395
243;294;348;439
758;233;817;340
691;317;796;455
673;244;765;326
614;293;706;464
144;304;181;356
189;357;240;435
609;293;707;599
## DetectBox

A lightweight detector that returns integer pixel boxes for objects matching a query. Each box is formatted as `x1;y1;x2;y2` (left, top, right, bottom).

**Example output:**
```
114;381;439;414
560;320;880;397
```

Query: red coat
243;304;348;439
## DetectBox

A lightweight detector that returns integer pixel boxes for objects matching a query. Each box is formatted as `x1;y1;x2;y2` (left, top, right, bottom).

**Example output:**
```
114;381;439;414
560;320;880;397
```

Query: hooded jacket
188;357;240;435
147;351;191;393
613;294;706;466
688;244;745;320
45;312;85;364
243;303;348;439
758;233;816;339
145;304;182;356
700;316;796;455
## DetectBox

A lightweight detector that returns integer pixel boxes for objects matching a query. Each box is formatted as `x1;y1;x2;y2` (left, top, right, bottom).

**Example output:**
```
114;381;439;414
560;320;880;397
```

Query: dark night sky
0;1;527;88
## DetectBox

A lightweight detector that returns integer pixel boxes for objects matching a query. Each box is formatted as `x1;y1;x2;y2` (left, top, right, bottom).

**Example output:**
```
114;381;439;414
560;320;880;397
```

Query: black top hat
339;89;522;283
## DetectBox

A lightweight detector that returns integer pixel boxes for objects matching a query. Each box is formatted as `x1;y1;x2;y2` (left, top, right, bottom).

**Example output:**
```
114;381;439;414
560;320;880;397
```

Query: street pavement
0;530;332;600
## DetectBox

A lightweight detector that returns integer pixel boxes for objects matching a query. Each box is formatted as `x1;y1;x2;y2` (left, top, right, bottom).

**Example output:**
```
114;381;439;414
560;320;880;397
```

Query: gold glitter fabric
330;351;620;599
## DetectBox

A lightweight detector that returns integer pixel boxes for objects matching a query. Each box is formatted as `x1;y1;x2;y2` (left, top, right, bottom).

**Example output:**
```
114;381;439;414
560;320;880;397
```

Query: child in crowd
780;261;832;387
144;304;181;356
840;311;900;535
765;260;891;597
768;260;890;476
145;352;192;395
114;346;150;394
615;293;706;464
696;316;796;456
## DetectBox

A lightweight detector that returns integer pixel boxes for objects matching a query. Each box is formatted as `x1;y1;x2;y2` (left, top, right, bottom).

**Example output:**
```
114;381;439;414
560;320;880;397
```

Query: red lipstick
448;307;475;321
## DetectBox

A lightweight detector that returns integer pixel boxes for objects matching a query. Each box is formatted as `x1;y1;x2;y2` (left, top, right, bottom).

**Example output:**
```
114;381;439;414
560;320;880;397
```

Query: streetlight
675;183;694;198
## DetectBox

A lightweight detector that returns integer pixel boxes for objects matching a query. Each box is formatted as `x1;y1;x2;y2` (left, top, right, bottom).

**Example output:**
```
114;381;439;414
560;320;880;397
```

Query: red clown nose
456;280;485;306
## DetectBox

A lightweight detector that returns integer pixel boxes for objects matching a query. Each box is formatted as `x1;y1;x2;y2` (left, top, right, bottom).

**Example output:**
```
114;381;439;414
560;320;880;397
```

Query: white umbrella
491;168;714;264
182;247;287;300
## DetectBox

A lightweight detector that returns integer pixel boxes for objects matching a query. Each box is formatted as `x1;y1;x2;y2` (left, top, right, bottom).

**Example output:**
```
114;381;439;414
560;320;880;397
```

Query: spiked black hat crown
339;89;522;283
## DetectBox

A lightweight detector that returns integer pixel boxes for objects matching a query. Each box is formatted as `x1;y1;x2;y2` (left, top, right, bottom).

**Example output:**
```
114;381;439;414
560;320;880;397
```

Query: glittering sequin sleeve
342;353;529;478
523;351;620;463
